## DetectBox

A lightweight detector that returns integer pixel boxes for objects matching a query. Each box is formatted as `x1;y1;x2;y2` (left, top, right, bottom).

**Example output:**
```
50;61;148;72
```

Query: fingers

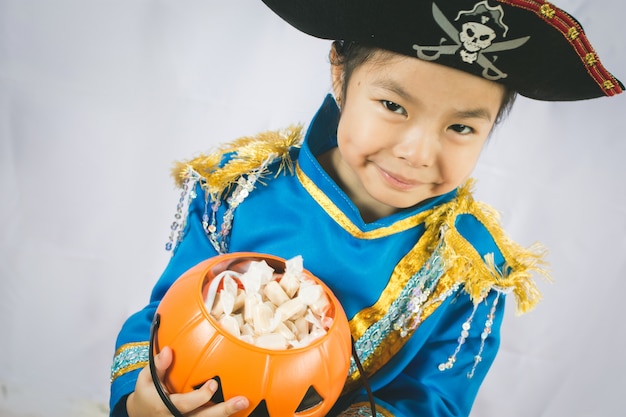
170;379;217;413
132;348;169;398
190;392;249;417
133;347;249;417
220;396;250;416
154;346;173;383
173;380;249;417
128;347;177;417
136;346;173;389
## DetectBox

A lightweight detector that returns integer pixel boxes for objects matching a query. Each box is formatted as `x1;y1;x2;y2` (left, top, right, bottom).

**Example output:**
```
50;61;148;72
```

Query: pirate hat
262;0;623;101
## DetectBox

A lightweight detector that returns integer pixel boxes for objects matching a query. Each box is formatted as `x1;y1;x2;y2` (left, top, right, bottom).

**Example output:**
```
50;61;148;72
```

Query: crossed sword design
413;3;530;80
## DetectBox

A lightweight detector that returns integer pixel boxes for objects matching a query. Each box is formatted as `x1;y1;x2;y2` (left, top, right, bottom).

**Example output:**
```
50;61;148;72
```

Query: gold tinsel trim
340;402;394;417
171;125;303;197
426;179;551;315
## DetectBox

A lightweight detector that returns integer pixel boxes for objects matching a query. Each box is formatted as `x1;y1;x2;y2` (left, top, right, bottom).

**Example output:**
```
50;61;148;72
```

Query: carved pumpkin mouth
188;377;324;417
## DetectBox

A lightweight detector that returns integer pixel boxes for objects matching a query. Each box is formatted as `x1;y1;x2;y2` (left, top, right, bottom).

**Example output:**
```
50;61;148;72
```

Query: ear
329;47;345;105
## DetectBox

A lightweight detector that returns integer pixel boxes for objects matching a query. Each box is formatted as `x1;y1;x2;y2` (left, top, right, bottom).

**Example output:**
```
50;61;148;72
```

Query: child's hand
126;346;249;417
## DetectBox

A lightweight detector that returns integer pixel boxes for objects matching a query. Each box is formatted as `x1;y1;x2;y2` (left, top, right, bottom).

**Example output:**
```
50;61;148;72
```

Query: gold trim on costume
110;341;150;382
296;164;432;239
172;126;303;197
340;402;394;417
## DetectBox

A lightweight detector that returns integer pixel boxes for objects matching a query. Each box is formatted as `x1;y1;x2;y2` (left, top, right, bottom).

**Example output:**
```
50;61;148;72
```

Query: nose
392;128;438;168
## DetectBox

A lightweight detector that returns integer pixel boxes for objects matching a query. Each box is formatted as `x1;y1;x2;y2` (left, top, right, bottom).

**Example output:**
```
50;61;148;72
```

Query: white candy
220;289;236;316
255;333;288;350
253;302;274;335
294;317;310;340
285;255;304;275
275;298;307;322
240;260;274;294
298;283;324;305
309;291;331;317
219;314;241;338
279;272;300;298
243;294;259;324
264;280;290;306
233;290;246;314
207;256;335;350
241;323;255;337
232;313;244;329
223;274;239;295
274;321;297;341
210;292;224;317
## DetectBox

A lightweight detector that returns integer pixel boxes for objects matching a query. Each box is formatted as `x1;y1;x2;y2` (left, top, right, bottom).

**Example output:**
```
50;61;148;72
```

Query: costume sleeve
109;183;219;416
340;289;505;417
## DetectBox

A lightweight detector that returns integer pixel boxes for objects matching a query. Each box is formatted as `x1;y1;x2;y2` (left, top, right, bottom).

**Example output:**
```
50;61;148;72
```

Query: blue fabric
109;95;508;416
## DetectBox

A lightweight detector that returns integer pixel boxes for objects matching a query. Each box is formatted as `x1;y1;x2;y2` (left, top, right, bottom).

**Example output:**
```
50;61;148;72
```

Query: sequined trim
296;164;431;239
345;236;459;390
340;402;393;417
203;158;272;254
438;289;506;378
110;342;149;382
166;168;200;253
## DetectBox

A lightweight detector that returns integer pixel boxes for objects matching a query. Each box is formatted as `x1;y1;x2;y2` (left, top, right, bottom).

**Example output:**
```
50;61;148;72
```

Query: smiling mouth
377;167;423;190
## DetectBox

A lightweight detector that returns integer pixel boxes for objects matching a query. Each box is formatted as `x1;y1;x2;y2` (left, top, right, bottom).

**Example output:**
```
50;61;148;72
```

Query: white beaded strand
165;168;200;253
467;289;507;378
438;301;480;372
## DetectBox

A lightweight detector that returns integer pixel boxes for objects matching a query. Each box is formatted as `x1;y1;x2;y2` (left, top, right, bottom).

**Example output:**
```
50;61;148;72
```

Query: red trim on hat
500;0;623;96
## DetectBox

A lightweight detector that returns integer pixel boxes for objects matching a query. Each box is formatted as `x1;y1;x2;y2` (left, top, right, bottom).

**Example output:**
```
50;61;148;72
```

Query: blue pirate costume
110;1;622;416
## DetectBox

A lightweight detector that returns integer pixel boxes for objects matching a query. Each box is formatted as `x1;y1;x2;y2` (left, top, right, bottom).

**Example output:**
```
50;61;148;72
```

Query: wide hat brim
262;0;623;101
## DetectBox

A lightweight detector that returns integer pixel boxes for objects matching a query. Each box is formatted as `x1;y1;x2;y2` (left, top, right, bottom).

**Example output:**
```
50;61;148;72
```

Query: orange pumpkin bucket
149;252;352;417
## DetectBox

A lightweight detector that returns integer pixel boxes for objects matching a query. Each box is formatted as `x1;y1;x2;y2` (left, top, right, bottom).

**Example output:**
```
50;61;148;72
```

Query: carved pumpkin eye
248;400;269;417
296;386;324;413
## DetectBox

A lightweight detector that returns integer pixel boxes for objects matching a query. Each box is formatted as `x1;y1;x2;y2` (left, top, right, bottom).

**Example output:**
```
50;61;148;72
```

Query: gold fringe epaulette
171;125;303;197
427;179;551;315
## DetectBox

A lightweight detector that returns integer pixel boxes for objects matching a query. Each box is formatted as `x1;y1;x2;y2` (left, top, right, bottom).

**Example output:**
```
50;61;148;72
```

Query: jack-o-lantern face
152;253;352;417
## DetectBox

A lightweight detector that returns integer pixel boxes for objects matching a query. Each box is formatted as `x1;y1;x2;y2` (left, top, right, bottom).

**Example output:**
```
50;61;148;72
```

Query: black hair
330;40;517;125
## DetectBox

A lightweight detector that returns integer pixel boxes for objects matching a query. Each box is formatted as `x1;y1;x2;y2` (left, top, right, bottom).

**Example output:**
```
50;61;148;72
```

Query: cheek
336;114;375;160
439;144;484;181
338;110;392;152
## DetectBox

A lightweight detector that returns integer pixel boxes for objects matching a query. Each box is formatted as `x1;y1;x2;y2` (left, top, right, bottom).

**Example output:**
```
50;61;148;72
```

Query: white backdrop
0;1;624;416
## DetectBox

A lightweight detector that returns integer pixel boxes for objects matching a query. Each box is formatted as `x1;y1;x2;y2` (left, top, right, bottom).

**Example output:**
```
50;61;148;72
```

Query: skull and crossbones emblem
459;21;497;63
413;1;530;80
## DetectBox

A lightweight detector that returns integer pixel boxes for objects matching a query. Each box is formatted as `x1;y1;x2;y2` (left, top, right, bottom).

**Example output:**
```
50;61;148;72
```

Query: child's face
330;50;505;217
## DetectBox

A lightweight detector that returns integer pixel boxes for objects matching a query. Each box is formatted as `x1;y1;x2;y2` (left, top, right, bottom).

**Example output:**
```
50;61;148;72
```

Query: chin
374;193;428;211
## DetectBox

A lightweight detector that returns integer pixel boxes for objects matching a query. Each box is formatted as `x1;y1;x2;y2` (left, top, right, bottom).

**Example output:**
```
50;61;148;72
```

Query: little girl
110;1;623;416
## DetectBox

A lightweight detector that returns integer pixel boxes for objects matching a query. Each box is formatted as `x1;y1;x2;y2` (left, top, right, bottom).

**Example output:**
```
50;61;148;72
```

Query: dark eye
450;124;474;135
382;100;406;115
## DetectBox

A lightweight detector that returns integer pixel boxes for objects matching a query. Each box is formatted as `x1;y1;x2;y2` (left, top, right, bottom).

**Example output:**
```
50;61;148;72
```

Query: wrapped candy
205;256;335;350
